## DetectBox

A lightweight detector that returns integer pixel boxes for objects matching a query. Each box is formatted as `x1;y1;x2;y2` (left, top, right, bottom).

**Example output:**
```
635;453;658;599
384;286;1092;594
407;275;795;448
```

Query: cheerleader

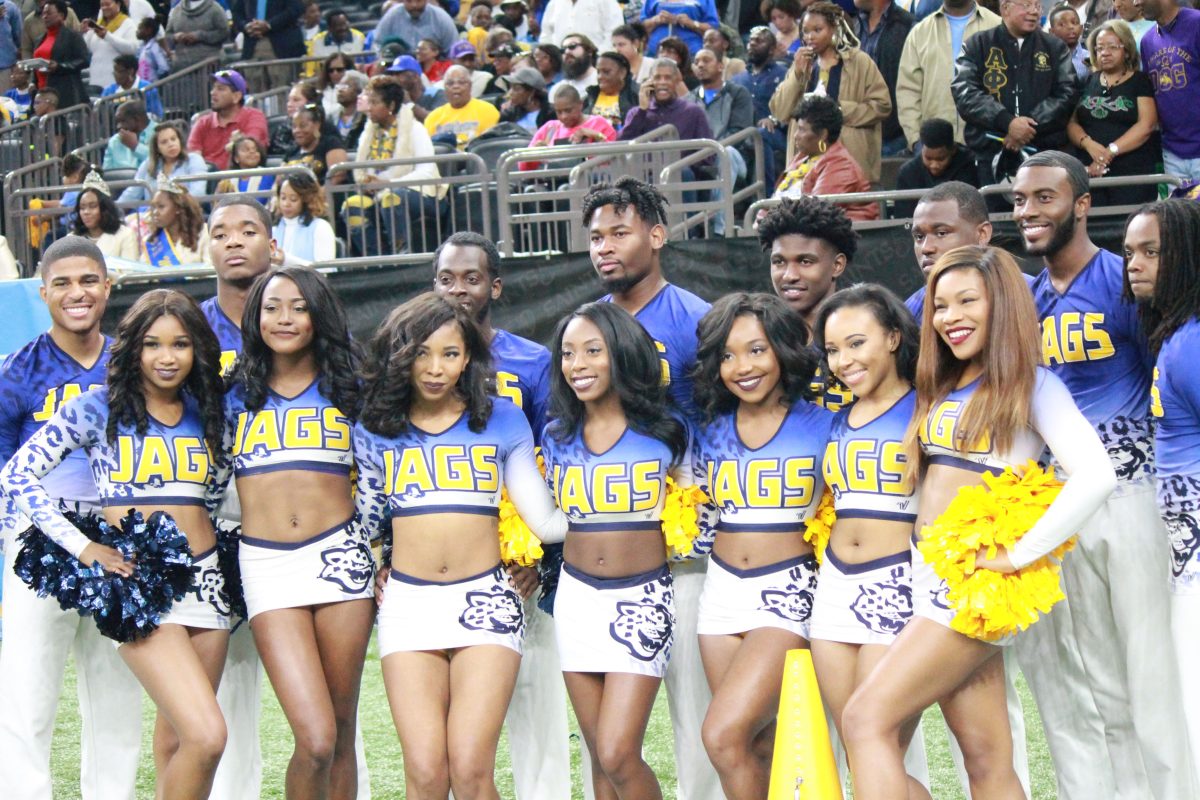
809;284;927;798
840;246;1116;799
542;301;691;800
689;292;832;800
223;266;372;800
2;289;232;800
353;293;567;799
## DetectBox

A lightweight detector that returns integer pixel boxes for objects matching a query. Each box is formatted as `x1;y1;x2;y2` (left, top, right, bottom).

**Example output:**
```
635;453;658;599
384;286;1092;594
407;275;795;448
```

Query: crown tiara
155;174;186;195
81;169;110;197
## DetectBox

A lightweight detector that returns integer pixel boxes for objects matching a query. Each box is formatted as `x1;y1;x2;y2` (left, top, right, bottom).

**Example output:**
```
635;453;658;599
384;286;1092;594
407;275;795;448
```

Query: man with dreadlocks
1125;198;1200;784
580;176;722;800
1016;153;1196;799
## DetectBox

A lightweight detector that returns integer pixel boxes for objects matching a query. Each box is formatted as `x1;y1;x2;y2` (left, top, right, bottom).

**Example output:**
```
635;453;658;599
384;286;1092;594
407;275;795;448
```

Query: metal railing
170;164;317;208
1;158;61;244
723;126;767;209
146;57;220;122
36;104;100;160
93;86;144;138
247;86;292;120
0;116;43;177
229;53;369;94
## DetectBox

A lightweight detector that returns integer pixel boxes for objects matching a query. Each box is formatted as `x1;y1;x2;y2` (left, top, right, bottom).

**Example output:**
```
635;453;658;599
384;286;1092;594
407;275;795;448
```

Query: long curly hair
359;293;494;437
692;293;817;425
106;289;225;456
547;302;688;466
149;187;205;252
229;267;362;419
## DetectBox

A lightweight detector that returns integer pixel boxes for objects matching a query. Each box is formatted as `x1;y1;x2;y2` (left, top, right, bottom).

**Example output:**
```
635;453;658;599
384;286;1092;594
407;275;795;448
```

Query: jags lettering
823;440;908;497
983;47;1009;97
654;340;670;387
920;400;992;454
383;445;500;497
108;435;211;485
219;350;237;377
32;383;103;422
706;456;817;509
1041;313;1115;365
553;461;662;515
233;407;352;455
496;371;525;409
1152;366;1164;419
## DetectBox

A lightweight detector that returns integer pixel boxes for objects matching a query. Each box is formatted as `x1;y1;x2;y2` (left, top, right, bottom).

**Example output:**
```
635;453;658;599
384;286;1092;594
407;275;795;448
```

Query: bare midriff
391;512;502;581
564;529;667;578
712;530;813;570
106;503;216;557
237;470;355;543
913;463;987;540
827;517;914;565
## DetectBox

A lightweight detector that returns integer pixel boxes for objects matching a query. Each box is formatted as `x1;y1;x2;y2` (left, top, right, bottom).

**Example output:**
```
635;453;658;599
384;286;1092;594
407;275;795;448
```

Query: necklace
1100;70;1129;94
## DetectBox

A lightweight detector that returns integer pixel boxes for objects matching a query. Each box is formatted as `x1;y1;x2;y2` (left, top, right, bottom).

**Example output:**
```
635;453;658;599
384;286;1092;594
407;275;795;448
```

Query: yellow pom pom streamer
497;454;547;568
803;489;836;566
916;460;1076;642
662;477;708;560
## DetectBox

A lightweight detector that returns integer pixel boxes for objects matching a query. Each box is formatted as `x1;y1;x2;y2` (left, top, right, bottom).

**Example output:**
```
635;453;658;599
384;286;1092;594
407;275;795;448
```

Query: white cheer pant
1060;485;1197;799
506;596;573;800
0;555;142;800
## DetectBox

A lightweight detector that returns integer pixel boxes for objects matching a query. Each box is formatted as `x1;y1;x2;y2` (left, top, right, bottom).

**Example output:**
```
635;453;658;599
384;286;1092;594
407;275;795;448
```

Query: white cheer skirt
697;552;819;639
809;547;912;645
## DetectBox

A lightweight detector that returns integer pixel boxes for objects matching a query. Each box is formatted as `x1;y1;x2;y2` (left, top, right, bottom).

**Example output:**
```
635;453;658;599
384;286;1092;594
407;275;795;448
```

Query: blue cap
387;55;422;74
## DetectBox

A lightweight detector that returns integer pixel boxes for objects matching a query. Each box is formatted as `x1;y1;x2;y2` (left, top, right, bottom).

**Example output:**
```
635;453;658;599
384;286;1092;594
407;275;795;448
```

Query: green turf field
36;633;1056;798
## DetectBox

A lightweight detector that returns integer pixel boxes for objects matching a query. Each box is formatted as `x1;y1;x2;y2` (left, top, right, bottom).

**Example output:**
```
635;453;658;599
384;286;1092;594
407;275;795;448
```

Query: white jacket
83;16;138;89
538;0;624;53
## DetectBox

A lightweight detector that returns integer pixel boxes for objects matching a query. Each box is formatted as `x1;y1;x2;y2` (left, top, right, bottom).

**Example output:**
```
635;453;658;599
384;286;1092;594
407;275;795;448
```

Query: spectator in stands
770;2;891;182
165;0;227;72
345;76;445;255
425;65;500;148
619;58;714;149
81;0;137;91
43;149;85;230
466;1;494;57
691;47;753;144
448;40;493;97
20;0;77;61
896;0;999;150
531;83;617;146
854;0;914;156
189;69;269;170
1063;0;1112;40
233;0;306;93
377;0;458;56
1140;0;1200;181
500;66;554;131
271;80;317;155
558;33;599;96
703;27;746;80
134;18;167;84
769;0;803;58
734;26;788;187
772;94;879;220
1067;19;1160;205
642;0;718;56
539;0;623;53
613;22;655;84
73;173;138;260
485;40;520;88
584;51;639;132
285;104;348;184
122;120;208;203
1111;0;1152;50
31;0;88;108
0;1;20;93
894;118;977;214
308;8;365;65
317;52;353;116
416;37;452;83
388;54;446;122
140;181;208;266
1048;3;1089;80
300;0;322;42
102;99;154;171
29;81;54;115
533;42;564;88
101;53;163;119
271;172;336;264
214;133;275;199
5;64;32;118
658;36;700;92
496;0;536;41
952;0;1077;188
332;69;368;146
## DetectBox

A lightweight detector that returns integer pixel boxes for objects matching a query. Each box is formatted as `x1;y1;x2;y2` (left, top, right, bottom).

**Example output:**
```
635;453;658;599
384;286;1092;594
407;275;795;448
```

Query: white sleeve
385;120;441;183
504;412;569;544
311;218;336;262
1008;372;1117;569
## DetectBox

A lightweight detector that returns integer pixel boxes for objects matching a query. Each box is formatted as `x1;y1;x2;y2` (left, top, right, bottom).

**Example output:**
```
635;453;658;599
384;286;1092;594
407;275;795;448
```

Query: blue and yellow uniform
602;284;710;424
811;391;918;645
810;359;855;413
224;380;354;479
1153;318;1200;592
200;297;242;377
492;329;551;442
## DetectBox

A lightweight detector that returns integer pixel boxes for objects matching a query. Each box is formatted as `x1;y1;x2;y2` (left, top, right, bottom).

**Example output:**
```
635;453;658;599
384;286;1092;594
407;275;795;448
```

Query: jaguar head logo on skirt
1164;512;1200;579
460;588;525;634
194;564;232;616
851;568;912;635
610;601;673;661
318;542;374;593
759;563;818;622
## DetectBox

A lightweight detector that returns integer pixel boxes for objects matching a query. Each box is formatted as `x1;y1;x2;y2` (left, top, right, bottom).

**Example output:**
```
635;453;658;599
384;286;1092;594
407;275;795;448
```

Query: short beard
598;269;645;295
1024;212;1076;258
748;49;770;68
563;57;590;80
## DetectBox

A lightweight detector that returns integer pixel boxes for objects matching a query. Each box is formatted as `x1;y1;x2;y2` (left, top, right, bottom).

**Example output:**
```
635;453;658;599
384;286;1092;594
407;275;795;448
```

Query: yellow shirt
424;99;500;150
590;92;622;128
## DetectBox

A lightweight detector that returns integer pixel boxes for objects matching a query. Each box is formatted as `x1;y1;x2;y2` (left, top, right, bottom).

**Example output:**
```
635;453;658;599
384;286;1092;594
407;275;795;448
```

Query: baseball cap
449;41;477;60
387;54;422;74
213;69;247;94
508;66;546;92
489;43;520;59
499;0;527;8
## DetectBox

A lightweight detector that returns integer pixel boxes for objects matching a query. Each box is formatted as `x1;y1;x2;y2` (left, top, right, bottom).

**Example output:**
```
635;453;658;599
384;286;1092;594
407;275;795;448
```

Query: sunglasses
329;66;347;73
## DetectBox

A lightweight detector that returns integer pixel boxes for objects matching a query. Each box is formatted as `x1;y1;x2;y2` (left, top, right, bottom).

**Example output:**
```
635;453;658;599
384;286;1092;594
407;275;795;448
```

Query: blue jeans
1164;149;1200;183
341;188;445;257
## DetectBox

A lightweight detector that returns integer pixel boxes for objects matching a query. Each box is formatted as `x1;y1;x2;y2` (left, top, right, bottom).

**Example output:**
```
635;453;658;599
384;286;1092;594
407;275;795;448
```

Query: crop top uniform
916;368;1116;569
824;389;919;525
1;388;227;560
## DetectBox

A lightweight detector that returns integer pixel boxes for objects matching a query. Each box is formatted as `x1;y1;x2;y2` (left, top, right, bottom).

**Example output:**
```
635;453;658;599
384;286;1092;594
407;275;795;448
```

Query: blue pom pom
536;542;564;617
215;521;248;621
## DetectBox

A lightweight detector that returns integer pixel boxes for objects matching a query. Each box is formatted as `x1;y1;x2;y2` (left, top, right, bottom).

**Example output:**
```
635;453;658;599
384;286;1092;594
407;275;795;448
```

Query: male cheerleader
0;237;142;800
582;177;722;800
1015;152;1196;798
432;231;572;800
906;182;994;318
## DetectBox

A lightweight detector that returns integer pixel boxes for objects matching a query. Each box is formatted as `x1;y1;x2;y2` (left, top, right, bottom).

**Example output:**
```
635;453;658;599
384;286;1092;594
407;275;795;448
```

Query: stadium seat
466;137;532;173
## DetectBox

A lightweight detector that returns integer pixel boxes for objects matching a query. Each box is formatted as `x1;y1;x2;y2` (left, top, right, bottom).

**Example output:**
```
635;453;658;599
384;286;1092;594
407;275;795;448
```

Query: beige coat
895;4;1001;147
768;47;891;183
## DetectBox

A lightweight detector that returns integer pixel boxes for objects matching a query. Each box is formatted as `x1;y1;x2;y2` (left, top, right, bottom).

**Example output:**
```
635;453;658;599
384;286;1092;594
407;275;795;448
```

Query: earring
818;139;827;154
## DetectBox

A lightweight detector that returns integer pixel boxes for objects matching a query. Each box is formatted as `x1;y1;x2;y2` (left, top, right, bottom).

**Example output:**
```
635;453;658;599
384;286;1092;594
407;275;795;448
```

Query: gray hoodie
166;0;229;70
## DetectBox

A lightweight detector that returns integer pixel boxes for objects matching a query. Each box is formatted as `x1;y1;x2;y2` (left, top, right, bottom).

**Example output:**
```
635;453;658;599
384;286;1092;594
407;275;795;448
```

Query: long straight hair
903;246;1041;482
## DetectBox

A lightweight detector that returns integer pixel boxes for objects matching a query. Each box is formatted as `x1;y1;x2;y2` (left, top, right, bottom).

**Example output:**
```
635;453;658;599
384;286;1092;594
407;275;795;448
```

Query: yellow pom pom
662;477;708;560
916;460;1076;642
496;453;548;568
803;488;837;565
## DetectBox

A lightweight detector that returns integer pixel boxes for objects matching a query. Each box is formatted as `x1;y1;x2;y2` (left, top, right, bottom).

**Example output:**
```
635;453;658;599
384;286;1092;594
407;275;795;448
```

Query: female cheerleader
353;293;566;800
224;266;372;800
689;292;832;800
809;284;927;799
543;301;691;800
2;289;231;799
841;247;1116;799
